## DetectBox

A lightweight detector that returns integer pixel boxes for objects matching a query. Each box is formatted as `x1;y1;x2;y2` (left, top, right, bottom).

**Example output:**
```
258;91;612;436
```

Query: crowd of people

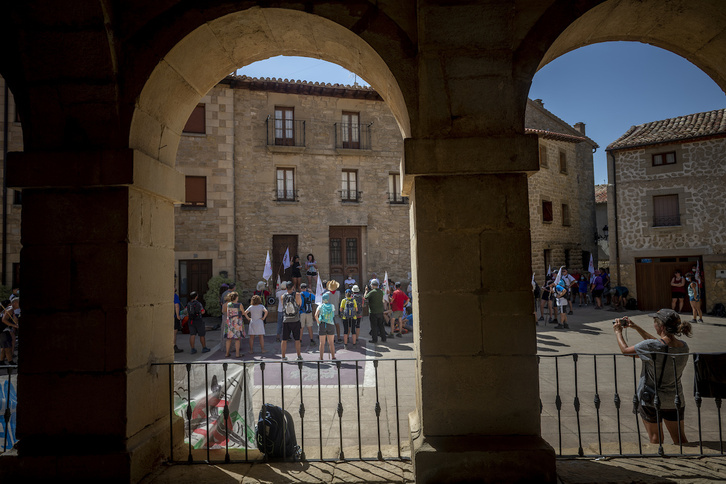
174;268;413;361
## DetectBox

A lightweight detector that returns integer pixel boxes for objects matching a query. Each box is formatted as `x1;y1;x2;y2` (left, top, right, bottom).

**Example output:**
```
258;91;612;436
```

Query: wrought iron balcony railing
334;123;372;150
266;116;306;147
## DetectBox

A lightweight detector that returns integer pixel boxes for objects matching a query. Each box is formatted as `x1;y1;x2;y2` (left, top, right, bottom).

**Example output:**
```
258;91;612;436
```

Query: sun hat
327;280;340;291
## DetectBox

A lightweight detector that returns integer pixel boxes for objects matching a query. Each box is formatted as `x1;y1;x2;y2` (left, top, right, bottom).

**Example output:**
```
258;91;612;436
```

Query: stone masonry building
606;108;726;312
0;77;22;289
525;99;598;286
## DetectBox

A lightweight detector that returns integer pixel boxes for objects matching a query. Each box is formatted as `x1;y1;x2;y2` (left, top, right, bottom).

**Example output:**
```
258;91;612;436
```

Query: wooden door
178;259;213;308
272;234;298;283
635;256;702;311
329;226;361;287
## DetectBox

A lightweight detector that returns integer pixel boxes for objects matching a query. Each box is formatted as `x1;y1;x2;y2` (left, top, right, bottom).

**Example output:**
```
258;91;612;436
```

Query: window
652;151;676;166
341;112;360;149
562;203;570;226
559;151;567;174
341;169;359;202
183;104;206;134
276;168;296;201
330;238;342;265
653;194;680;226
274;106;294;146
539;144;548;168
183;176;206;207
542;200;553;222
388;172;406;203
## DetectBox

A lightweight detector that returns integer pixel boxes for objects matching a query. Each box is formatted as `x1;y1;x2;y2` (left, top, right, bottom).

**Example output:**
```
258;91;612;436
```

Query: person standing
559;268;576;316
326;280;343;343
280;282;303;361
686;272;703;323
613;310;692;444
539;273;555;324
390;282;410;337
0;297;19;365
340;289;359;348
186;291;209;354
305;253;318;288
245;295;268;353
591;270;605;309
291;255;303;292
223;292;246;358
173;288;183;353
670;270;686;313
364;280;386;343
352;285;364;344
553;280;570;330
315;293;336;360
275;281;288;342
577;273;589;307
299;283;317;345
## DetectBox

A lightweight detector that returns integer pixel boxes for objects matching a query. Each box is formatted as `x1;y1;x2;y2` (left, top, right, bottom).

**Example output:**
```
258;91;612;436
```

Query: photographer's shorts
300;312;315;328
319;322;336;336
638;404;685;423
189;318;205;336
282;321;301;341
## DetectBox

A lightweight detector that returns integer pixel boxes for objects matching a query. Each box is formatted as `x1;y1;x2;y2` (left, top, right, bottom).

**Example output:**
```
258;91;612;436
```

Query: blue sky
238;42;726;185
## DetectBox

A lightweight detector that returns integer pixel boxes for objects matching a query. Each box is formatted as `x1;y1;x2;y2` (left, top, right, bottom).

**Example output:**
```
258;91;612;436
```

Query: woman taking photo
613;309;692;444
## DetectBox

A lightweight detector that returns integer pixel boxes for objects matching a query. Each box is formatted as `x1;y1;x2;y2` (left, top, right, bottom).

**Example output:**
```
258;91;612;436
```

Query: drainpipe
2;80;9;287
608;149;621;286
230;87;237;282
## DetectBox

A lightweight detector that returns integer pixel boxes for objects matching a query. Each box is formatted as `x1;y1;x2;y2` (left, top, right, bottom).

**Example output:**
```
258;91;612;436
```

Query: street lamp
595;225;609;242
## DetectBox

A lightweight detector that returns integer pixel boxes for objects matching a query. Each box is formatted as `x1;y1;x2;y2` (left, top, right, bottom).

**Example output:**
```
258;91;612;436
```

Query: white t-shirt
276;289;287;312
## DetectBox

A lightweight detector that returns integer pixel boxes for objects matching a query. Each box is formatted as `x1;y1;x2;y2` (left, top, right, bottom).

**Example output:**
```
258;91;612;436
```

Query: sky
237;42;726;185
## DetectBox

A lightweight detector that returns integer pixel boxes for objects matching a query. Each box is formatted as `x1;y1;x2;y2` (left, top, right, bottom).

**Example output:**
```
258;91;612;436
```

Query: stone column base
410;411;556;483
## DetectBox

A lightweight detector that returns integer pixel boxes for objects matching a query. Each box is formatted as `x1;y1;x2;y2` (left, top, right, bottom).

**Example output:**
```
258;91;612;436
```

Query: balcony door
341;111;360;149
274;107;294;146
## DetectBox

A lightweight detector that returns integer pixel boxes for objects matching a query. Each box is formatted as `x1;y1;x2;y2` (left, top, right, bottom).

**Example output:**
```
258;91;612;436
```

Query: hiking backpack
283;292;298;317
713;303;726;318
255;403;300;460
301;292;314;314
343;298;357;319
625;298;638;310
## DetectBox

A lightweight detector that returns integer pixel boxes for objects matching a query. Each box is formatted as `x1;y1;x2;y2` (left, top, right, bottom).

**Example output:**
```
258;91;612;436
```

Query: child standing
315;293;336;360
686;272;703;323
340;289;359;348
245;295;268;353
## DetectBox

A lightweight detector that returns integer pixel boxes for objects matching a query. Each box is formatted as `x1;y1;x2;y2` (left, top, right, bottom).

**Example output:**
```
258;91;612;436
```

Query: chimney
533;99;544;107
574;122;586;135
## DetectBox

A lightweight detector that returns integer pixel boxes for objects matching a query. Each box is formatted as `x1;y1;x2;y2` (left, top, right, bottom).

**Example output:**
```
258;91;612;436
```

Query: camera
614;317;630;327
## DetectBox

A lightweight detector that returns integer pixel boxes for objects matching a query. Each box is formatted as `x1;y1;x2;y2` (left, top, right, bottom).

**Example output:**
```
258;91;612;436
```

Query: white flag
262;250;272;280
532;273;536;290
588;254;595;274
282;247;291;269
554;266;563;286
383;271;389;293
277;274;281;289
315;274;324;304
547;265;551;276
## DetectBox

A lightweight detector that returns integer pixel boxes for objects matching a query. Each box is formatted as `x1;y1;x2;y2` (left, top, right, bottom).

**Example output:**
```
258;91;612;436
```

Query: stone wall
0;77;23;287
608;138;726;311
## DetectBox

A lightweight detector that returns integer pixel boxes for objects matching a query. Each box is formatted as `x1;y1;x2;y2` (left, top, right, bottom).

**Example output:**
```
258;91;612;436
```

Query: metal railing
1;364;18;453
274;189;298;202
387;192;408;204
153;357;415;464
340;190;362;203
653;214;681;227
334;123;372;150
539;352;725;458
266;116;306;147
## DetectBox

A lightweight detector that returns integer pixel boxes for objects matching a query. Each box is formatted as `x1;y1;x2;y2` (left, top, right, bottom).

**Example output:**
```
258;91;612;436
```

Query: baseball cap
300;283;308;289
648;308;680;327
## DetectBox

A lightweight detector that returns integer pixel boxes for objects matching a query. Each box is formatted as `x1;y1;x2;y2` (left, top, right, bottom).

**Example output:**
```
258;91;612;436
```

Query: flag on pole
588;254;595;274
554;266;563;286
315;274;324;304
547;265;551;276
276;274;281;290
282;248;291;269
383;272;389;294
262;250;272;280
532;273;536;290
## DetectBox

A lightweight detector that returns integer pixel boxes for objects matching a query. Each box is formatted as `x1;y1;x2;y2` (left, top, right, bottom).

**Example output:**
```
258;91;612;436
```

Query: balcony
340;190;362;203
266;116;306;149
334;122;372;151
274;189;298;202
387;192;408;205
653;214;681;227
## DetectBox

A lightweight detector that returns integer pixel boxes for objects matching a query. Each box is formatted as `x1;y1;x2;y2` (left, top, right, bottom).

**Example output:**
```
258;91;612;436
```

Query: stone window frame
539;143;548;168
559;150;567;174
275;166;297;202
542;199;553;223
183;175;207;208
642;186;690;235
644;144;683;176
561;203;571;226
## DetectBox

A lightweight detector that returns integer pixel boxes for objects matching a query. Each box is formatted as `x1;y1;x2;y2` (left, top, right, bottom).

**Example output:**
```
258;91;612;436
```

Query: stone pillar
5;149;184;481
406;138;556;483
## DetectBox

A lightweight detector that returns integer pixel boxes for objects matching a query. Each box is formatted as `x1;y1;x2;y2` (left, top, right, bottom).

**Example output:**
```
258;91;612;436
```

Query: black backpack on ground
625;298;638;310
712;303;726;318
255;403;300;460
